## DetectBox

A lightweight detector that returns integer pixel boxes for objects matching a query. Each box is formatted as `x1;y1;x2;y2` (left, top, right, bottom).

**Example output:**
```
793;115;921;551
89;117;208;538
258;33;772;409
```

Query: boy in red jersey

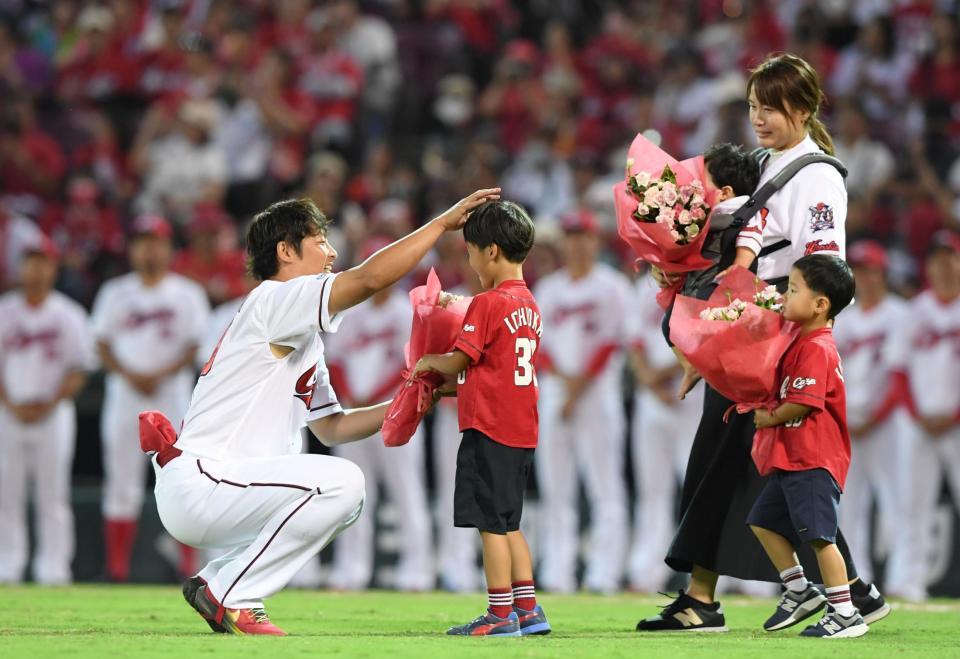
414;200;548;637
750;254;867;638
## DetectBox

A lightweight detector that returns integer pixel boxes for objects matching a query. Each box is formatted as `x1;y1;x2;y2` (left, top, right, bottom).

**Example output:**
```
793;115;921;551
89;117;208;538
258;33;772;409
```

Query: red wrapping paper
382;269;473;447
668;267;800;414
614;134;722;309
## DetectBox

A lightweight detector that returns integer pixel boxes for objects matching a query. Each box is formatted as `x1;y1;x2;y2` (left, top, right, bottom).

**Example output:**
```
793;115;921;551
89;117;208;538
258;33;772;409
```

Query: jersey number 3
514;337;537;386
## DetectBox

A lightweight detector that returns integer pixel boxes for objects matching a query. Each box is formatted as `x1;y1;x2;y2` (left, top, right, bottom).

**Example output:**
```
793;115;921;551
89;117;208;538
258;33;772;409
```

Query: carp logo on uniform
463;324;476;332
804;239;839;255
808;202;834;232
294;364;318;408
792;377;816;390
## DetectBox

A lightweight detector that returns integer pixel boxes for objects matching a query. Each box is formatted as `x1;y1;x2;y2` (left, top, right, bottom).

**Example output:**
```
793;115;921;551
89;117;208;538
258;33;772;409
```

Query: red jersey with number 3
755;327;851;489
454;280;542;448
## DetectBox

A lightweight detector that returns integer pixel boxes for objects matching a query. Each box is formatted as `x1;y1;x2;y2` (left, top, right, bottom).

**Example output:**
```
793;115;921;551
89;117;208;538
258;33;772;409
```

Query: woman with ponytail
637;53;891;634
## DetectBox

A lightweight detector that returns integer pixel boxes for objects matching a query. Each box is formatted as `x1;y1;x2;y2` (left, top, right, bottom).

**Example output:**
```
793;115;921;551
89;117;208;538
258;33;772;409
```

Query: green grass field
4;586;960;658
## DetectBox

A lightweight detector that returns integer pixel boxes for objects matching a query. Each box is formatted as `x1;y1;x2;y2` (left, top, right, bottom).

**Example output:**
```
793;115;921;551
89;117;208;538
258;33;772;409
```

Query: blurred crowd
1;0;960;594
1;0;959;300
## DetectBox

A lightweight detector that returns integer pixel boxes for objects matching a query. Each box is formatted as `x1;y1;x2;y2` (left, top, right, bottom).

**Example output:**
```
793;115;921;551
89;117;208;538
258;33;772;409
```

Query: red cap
928;230;960;256
847;240;888;271
560;209;599;234
131;214;173;239
358;235;392;262
22;233;60;260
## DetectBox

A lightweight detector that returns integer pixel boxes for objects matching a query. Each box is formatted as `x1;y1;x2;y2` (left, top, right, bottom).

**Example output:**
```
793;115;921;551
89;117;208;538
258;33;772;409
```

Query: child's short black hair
245;198;330;280
463;200;535;264
704;143;761;198
792;254;856;320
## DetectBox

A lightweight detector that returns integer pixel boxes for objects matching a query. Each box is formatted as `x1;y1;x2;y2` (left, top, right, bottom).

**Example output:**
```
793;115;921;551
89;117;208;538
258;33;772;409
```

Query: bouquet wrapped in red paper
614;133;722;308
381;269;472;447
668;267;800;416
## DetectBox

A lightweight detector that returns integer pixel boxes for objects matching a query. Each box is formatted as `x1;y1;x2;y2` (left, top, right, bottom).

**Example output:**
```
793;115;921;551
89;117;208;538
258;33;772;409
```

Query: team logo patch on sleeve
463;324;475;332
792;377;816;390
804;239;839;255
809;202;834;232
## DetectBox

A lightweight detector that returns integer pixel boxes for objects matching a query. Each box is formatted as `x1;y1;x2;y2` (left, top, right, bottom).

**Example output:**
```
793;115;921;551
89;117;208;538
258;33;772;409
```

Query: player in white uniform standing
325;238;434;591
92;215;210;582
0;237;95;584
888;231;960;601
431;264;484;592
152;191;498;635
832;241;912;593
625;271;702;592
534;209;632;594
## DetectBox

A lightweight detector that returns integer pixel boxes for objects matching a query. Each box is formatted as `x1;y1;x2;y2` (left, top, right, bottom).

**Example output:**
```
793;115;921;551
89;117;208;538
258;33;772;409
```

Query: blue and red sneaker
446;610;521;637
515;605;551;635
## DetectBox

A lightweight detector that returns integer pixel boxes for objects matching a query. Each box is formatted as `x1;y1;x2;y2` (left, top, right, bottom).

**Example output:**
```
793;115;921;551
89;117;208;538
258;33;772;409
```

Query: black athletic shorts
453;428;534;535
746;468;841;546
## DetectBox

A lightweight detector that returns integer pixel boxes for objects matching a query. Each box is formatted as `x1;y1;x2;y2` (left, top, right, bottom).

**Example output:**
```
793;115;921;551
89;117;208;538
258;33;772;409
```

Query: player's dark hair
463;200;535;264
245;198;330;280
704;143;760;197
792;254;855;320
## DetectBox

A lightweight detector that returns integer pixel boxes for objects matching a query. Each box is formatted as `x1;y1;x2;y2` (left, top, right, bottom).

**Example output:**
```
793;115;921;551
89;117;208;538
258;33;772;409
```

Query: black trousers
664;383;858;583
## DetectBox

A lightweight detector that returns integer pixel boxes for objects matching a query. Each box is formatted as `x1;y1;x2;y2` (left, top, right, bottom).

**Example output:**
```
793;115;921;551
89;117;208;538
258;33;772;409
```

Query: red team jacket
454;280;542;449
755;327;852;489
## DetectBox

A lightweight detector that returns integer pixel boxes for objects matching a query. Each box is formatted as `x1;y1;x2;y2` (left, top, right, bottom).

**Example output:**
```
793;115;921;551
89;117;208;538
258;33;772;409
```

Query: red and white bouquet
669;267;798;411
625;163;710;246
614;133;720;308
698;284;784;321
381;269;472;447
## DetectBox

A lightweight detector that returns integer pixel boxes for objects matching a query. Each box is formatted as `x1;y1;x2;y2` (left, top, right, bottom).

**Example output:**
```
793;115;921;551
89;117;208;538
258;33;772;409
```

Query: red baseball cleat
196;584;288;636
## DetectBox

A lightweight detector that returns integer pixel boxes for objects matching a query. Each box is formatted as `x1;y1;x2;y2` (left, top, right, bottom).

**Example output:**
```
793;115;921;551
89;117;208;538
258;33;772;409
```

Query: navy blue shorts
746;468;841;546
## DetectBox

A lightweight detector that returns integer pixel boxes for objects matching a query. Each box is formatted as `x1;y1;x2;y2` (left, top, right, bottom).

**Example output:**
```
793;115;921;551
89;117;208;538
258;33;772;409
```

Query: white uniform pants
536;376;628;593
155;452;365;609
838;412;912;588
0;403;76;584
900;423;960;600
627;387;700;592
328;428;434;590
433;402;482;592
102;387;186;520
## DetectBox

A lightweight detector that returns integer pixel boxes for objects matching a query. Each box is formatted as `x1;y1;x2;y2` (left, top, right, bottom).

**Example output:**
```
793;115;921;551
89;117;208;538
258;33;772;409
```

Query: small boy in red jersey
414;200;548;637
750;254;867;639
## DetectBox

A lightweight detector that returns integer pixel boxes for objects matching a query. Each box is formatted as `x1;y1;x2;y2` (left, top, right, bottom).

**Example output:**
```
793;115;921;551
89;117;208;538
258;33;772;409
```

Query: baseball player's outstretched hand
435;188;501;231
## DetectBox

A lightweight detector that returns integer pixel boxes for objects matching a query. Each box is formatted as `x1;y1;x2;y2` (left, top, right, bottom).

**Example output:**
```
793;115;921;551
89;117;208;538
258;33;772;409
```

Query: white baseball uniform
0;290;95;584
324;291;434;591
91;272;210;521
833;294;913;588
534;262;632;593
154;273;366;610
196;296;245;371
737;135;847;281
624;275;703;592
887;289;960;600
432;397;483;592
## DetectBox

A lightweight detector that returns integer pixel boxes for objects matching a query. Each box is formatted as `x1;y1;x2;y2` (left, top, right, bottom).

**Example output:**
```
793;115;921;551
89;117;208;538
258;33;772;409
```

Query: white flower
633;171;651;187
644;187;660;208
669;229;683;241
626;158;635;169
636;203;650;217
660;182;679;206
685;223;700;238
678;210;692;225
